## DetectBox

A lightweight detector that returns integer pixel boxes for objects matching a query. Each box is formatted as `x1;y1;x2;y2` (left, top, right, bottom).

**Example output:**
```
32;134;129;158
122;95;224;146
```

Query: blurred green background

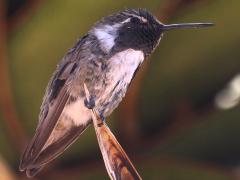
1;0;240;179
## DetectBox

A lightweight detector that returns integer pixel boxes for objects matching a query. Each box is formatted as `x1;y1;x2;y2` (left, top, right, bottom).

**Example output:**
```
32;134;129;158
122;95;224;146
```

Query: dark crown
115;9;163;56
92;9;213;57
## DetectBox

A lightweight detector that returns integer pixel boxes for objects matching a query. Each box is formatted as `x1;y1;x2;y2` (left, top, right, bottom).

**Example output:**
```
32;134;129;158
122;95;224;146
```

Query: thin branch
0;0;28;153
0;0;47;155
7;0;46;32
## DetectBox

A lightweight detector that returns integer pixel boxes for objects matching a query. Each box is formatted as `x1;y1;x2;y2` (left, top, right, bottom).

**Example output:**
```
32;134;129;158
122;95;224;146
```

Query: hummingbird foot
84;95;96;109
99;113;106;123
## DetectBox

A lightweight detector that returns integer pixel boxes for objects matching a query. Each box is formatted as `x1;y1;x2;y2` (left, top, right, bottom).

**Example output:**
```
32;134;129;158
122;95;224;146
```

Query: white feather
109;49;144;83
42;98;91;150
94;24;120;52
97;49;144;107
63;98;91;126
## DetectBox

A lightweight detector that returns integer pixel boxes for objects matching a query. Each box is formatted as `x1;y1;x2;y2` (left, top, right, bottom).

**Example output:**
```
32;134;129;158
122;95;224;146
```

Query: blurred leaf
151;106;240;166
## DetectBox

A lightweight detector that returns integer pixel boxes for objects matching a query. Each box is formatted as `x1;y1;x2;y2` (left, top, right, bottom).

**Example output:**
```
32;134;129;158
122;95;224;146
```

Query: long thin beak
162;23;214;31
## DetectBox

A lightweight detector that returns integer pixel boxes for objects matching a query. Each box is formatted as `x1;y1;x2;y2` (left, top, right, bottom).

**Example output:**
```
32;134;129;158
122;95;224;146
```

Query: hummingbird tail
20;121;90;177
26;167;43;178
19;87;92;177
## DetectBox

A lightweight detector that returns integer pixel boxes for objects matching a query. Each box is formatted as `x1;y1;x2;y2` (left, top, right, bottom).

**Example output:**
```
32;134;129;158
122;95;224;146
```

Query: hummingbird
19;8;213;177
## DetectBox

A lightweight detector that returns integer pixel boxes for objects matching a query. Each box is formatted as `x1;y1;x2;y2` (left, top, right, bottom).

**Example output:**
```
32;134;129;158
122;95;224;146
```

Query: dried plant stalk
84;84;141;180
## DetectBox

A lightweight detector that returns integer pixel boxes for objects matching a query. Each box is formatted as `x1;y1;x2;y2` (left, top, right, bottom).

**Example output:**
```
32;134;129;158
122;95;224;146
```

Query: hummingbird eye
130;17;141;24
130;16;148;25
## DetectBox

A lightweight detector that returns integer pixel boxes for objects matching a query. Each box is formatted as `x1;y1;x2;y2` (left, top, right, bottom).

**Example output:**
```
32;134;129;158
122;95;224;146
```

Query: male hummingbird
19;8;213;177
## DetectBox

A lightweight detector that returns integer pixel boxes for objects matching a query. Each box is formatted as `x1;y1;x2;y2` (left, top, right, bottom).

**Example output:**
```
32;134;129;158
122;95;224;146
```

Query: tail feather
20;86;70;171
26;167;43;178
22;122;90;178
30;122;90;168
20;120;90;172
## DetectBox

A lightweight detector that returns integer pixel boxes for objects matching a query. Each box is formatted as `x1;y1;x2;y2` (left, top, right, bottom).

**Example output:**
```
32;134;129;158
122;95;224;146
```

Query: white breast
97;49;144;104
109;49;144;83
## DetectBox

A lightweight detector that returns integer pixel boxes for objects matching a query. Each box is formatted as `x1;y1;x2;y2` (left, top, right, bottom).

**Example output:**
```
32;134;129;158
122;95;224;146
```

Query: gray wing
19;35;92;177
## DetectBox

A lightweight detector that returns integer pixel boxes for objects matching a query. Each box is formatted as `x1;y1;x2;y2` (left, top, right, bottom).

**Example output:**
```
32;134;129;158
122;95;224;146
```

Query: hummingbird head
92;9;213;57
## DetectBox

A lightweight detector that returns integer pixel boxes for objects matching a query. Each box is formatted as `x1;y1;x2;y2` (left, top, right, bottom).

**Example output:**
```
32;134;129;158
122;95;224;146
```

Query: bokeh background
1;0;240;179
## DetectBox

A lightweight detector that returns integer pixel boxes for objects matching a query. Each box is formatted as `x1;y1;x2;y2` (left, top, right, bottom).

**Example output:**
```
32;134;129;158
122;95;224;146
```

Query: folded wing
19;44;92;177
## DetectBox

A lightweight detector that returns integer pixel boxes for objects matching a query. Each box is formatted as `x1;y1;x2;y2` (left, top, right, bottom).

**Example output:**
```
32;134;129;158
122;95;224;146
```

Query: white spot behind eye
140;16;147;23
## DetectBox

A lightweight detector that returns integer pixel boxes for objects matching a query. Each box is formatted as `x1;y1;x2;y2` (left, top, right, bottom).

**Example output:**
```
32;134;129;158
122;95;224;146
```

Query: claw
100;114;106;123
84;96;95;109
83;83;95;109
83;83;104;123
